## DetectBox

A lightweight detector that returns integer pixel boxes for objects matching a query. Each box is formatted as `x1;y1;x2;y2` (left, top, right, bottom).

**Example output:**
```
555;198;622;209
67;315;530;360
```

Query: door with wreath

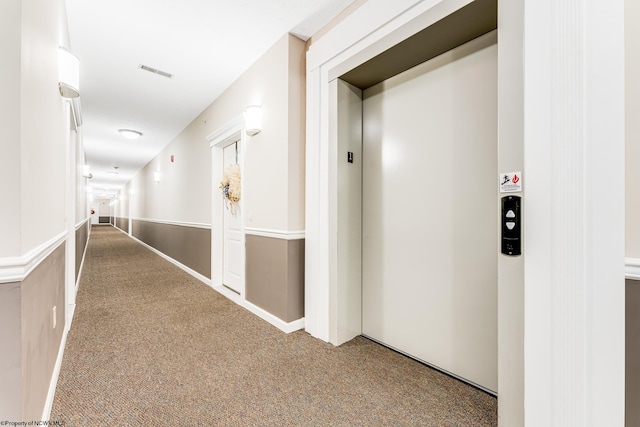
220;141;243;294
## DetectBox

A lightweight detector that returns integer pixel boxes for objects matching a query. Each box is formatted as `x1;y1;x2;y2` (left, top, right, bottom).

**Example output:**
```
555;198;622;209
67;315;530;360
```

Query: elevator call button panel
501;195;521;256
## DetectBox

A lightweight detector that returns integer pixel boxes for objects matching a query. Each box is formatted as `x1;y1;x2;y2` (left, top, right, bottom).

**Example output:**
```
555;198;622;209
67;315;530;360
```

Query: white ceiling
65;0;356;199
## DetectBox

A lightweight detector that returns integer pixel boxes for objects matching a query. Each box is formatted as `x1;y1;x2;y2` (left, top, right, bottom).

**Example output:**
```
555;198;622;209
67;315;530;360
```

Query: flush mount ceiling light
118;129;143;139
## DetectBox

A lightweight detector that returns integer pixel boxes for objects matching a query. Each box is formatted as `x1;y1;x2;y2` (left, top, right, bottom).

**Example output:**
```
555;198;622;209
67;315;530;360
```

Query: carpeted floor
50;225;497;426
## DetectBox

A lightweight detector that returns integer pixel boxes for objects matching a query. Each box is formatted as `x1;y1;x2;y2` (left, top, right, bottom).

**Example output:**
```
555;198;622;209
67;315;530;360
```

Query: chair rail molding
244;227;305;240
0;231;67;284
626;258;640;280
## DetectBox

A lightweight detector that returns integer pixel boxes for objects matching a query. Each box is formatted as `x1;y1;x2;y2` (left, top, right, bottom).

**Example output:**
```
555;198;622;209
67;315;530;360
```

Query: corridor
50;226;497;426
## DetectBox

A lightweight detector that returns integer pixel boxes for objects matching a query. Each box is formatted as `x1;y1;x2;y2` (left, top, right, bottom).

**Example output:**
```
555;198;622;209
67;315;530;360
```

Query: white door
90;202;99;224
361;34;498;392
222;142;243;294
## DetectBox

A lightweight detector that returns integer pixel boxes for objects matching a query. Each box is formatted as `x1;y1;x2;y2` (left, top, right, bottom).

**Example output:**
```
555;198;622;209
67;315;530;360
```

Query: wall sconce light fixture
82;164;92;178
58;47;80;98
153;171;161;183
244;105;262;136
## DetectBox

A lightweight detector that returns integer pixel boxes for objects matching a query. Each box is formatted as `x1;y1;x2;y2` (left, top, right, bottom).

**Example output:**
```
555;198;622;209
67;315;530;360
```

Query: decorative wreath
220;164;241;214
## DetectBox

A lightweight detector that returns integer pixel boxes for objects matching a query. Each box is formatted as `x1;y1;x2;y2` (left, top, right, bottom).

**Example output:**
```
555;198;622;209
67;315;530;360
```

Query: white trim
307;0;448;71
126;231;212;287
70;220;91;325
123;227;302;334
206;115;245;148
208;116;247;295
306;0;471;344
42;327;68;422
76;224;90;290
626;258;640;280
522;0;625;424
0;232;67;284
65;109;78;332
132;217;211;230
244;228;305;240
75;217;89;230
213;285;305;334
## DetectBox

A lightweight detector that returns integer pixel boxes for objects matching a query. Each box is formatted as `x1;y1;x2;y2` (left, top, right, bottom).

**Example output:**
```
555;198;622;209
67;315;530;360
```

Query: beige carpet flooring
50;225;497;426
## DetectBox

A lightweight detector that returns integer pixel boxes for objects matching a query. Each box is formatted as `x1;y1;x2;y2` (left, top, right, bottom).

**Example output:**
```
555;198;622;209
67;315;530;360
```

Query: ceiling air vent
138;64;173;79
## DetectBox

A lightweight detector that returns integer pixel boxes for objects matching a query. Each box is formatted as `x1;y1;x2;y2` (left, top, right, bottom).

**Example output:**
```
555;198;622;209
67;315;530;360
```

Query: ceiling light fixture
118;129;143;139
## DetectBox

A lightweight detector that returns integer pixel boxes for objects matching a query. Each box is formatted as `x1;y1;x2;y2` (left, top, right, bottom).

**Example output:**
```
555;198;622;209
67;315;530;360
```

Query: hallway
50;226;497;426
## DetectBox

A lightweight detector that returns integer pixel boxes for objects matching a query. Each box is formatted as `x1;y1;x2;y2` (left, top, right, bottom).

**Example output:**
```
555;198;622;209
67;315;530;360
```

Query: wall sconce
58;47;80;98
153;171;161;183
244;105;262;136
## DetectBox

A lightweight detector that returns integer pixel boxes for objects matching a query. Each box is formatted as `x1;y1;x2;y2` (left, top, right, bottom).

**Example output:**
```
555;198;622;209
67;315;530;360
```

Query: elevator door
361;33;498;392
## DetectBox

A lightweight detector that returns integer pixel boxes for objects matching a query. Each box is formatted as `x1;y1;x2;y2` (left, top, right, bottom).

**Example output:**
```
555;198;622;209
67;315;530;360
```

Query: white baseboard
42;328;68;421
212;285;305;334
65;304;76;333
42;224;89;420
126;233;212;287
124;226;303;334
132;217;212;230
243;299;305;333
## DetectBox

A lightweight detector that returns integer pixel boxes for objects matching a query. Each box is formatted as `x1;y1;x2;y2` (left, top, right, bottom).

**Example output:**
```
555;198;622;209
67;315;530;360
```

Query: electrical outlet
52;306;57;329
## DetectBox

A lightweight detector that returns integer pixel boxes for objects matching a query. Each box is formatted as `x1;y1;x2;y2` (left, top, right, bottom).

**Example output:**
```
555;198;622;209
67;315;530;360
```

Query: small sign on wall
500;171;522;193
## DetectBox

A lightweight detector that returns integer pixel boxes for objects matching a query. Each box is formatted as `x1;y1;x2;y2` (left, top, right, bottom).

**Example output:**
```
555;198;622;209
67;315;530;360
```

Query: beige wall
0;282;22;418
0;0;73;420
245;235;304;322
21;244;65;420
20;0;68;253
0;0;22;257
132;220;211;278
287;36;307;231
115;184;130;227
497;0;525;424
627;279;640;425
627;0;640;258
134;33;306;233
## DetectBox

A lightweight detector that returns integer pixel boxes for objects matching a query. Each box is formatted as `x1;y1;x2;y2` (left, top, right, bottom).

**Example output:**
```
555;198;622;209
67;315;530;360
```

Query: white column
523;0;625;425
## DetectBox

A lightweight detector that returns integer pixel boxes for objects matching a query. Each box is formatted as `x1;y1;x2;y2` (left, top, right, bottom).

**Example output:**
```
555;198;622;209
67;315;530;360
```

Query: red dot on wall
170;155;174;163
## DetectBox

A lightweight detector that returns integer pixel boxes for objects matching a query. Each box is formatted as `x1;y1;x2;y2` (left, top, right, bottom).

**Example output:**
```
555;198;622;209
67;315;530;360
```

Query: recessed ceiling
66;0;356;199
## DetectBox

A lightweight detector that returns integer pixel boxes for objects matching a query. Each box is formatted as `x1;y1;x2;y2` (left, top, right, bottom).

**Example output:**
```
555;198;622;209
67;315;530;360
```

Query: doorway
209;116;246;299
360;32;498;393
222;141;243;294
